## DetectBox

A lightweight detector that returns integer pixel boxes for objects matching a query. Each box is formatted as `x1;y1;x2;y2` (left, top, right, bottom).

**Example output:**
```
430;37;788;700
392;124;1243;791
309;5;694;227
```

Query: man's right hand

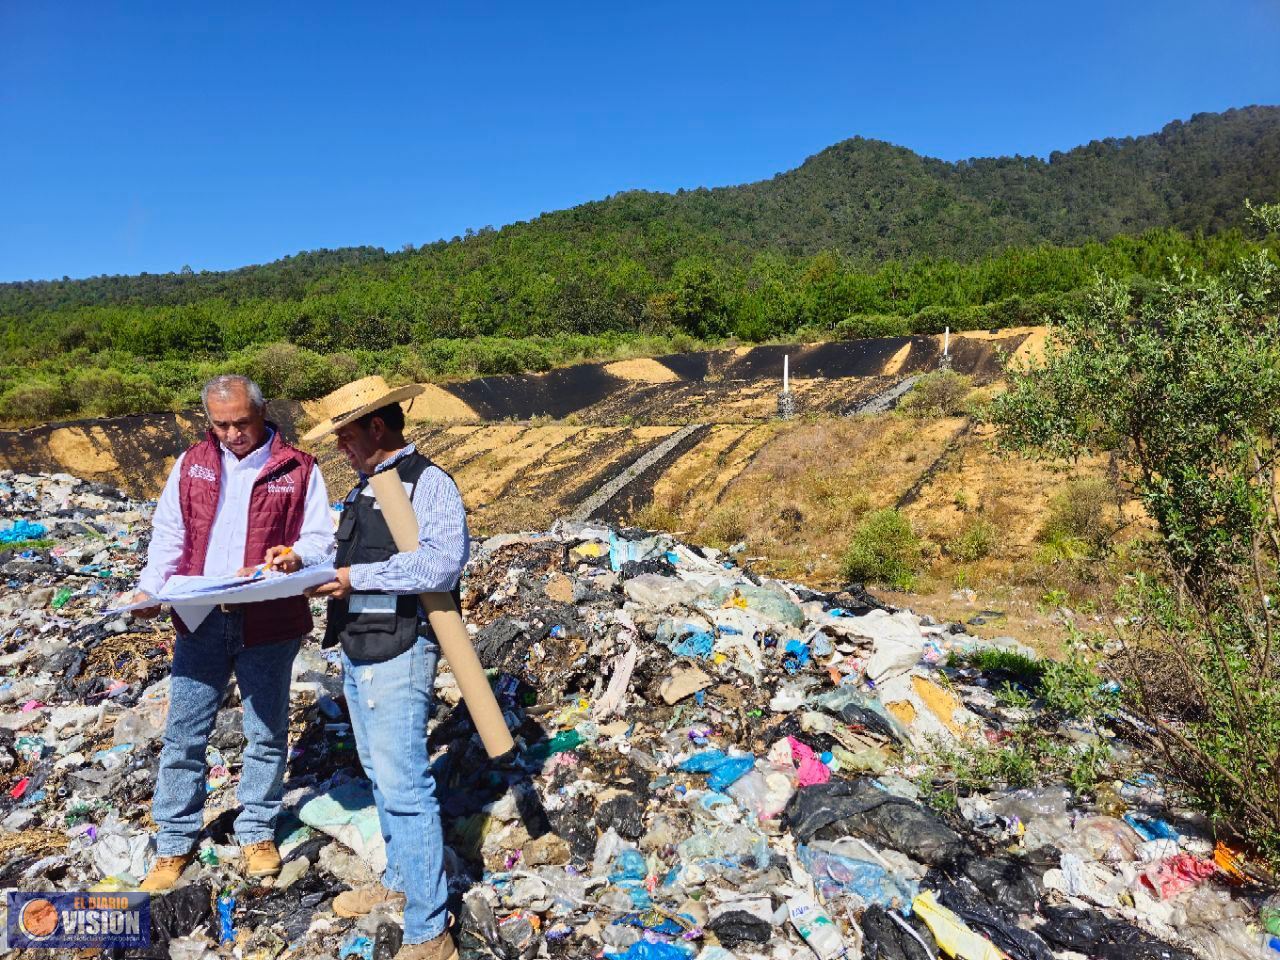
122;591;162;619
263;544;302;573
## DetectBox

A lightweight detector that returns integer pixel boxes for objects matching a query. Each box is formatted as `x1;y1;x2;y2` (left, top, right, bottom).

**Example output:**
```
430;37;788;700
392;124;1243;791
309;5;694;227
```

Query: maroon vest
174;426;316;646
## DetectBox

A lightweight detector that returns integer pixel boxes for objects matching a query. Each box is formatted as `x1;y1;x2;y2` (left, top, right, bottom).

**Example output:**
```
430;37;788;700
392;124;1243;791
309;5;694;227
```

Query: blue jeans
153;609;301;856
342;635;449;944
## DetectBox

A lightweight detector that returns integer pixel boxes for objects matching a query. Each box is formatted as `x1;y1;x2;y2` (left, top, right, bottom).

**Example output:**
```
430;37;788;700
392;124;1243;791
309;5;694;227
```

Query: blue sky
2;1;1278;282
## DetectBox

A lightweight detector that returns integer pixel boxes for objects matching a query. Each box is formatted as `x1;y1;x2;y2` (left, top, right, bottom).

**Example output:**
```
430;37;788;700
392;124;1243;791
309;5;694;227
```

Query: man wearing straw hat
303;375;468;960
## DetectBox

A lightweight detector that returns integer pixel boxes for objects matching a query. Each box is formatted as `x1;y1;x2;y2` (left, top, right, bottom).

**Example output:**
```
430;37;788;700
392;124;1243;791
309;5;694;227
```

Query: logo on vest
187;464;217;483
266;477;296;494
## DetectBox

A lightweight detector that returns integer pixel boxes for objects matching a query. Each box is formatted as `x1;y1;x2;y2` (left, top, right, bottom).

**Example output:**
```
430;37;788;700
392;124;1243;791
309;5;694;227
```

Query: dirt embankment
0;330;1035;500
0;327;1110;648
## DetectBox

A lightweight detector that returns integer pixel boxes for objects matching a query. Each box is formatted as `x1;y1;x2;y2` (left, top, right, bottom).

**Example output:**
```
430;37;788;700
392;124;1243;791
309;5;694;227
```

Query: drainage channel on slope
569;423;708;522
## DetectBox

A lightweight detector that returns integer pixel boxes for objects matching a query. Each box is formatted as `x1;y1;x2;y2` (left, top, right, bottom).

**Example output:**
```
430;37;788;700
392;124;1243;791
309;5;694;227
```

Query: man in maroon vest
123;374;334;891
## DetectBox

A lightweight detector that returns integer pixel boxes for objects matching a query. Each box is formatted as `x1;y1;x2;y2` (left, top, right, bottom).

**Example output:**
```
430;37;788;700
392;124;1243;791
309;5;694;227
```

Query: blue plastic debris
0;519;47;543
782;638;811;673
610;849;648;882
338;933;375;959
797;843;919;910
605;941;693;960
679;750;756;791
217;891;237;943
1123;814;1181;842
671;631;715;659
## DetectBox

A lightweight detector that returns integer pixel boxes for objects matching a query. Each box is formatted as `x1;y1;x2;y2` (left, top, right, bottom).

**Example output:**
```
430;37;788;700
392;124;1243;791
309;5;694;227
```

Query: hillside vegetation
1;107;1278;425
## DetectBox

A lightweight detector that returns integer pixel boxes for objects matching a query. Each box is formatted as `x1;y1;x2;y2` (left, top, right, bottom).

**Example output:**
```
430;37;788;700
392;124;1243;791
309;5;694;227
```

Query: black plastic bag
709;910;773;948
933;880;1054;960
1038;905;1197;960
783;778;966;864
923;852;1044;913
861;905;937;960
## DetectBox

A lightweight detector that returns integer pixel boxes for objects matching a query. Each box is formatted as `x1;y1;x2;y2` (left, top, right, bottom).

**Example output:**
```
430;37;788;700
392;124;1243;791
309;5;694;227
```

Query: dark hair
353;402;406;433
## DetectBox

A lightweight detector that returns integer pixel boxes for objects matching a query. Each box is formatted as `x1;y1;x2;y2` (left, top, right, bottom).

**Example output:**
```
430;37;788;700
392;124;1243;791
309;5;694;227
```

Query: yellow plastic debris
568;541;609;562
913;890;1008;960
912;675;971;736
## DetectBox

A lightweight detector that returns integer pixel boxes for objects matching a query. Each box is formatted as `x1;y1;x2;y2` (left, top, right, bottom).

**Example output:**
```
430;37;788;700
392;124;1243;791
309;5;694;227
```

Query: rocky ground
0;470;1274;959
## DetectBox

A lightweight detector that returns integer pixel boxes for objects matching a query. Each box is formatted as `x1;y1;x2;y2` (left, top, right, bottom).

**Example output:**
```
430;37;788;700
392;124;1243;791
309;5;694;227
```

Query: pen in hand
249;545;294;579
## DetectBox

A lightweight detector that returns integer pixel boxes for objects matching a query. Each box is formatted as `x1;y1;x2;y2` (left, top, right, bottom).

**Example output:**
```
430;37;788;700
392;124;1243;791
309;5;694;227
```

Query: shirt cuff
295;549;331;570
348;562;387;592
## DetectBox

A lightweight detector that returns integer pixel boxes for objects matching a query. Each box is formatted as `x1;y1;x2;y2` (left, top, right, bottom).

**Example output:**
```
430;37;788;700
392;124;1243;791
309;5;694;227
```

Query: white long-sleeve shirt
135;431;334;597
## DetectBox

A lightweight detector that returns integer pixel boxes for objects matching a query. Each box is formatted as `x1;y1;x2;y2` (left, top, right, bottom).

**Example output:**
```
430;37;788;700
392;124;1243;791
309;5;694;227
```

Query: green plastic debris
524;729;584;763
51;587;74;608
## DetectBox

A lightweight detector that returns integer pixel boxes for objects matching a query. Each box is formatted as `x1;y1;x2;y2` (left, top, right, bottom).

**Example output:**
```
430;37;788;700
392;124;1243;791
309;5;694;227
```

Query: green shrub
944;518;998;562
839;508;922;590
1039;477;1117;553
1038;652;1119;721
70;369;171;417
900;370;973;418
992;205;1280;863
832;314;911;340
0;380;78;423
238;343;359;400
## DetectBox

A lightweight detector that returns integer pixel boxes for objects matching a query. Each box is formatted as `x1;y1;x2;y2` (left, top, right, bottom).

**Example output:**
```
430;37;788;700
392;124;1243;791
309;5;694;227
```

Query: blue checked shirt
328;444;470;595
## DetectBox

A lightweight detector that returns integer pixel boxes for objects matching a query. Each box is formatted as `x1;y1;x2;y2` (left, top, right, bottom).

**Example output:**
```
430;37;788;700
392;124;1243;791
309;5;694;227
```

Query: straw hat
302;375;424;442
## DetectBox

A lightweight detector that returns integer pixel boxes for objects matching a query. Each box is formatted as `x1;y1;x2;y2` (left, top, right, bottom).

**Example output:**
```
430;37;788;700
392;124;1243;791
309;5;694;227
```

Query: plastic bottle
787;892;847;959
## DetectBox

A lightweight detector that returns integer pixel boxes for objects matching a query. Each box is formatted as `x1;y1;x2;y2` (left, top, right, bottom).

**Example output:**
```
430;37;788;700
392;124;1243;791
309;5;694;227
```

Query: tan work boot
139;852;195;893
243;840;282;878
332;885;407;918
396;930;458;960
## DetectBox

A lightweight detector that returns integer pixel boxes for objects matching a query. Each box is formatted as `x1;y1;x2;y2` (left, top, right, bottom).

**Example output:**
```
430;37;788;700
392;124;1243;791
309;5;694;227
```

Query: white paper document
108;565;338;631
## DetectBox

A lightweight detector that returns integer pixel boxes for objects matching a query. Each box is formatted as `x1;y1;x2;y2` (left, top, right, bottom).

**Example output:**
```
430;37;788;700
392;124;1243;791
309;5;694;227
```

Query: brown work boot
243;840;282;878
332;885;407;918
396;930;458;960
139;852;195;893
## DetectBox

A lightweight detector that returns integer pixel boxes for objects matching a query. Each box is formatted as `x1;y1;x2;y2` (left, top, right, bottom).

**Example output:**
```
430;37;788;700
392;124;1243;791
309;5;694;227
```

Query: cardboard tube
367;470;515;758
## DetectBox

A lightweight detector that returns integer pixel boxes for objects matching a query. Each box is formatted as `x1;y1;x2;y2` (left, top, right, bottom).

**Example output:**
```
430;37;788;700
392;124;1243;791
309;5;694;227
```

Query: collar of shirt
220;428;276;473
365;443;417;480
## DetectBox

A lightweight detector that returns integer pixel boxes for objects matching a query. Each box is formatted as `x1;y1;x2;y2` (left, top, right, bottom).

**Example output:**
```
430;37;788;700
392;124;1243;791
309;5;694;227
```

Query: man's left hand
308;567;352;600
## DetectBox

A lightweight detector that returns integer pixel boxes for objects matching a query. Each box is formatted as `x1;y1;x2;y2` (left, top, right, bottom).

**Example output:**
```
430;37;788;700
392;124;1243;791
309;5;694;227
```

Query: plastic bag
679;749;756;791
1067;816;1142;863
861;904;938;960
987;786;1070;823
785;778;966;865
91;813;154;880
912;890;1005;960
797;843;918;909
1037;905;1196;960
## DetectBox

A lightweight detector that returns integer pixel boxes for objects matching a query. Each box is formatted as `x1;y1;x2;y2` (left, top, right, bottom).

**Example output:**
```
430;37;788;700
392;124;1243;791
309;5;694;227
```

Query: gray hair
201;374;266;417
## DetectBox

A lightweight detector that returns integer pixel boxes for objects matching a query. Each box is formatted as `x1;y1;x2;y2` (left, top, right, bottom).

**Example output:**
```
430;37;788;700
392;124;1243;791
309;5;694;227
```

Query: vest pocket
328;594;419;661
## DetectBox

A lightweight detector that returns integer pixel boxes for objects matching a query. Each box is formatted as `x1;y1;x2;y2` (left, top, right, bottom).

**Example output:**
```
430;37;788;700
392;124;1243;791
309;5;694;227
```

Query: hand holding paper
109;565;338;631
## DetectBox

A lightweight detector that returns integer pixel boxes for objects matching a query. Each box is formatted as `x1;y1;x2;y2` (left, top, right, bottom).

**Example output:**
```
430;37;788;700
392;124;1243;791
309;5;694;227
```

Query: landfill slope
0;330;1036;501
0;470;1268;960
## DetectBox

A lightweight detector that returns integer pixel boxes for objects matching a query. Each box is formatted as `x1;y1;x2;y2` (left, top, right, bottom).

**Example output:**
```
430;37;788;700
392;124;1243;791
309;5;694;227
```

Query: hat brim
302;384;426;443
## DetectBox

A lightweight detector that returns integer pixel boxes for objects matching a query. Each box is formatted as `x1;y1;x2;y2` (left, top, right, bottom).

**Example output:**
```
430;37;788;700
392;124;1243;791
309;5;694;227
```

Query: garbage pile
1;469;1277;959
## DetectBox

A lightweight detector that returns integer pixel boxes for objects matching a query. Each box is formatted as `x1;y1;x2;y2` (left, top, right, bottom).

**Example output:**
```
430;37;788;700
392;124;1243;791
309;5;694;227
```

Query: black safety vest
323;452;459;661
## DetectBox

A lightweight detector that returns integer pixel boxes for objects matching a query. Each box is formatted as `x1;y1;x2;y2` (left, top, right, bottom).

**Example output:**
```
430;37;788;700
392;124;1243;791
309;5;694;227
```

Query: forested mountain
0;106;1277;425
3;106;1277;316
